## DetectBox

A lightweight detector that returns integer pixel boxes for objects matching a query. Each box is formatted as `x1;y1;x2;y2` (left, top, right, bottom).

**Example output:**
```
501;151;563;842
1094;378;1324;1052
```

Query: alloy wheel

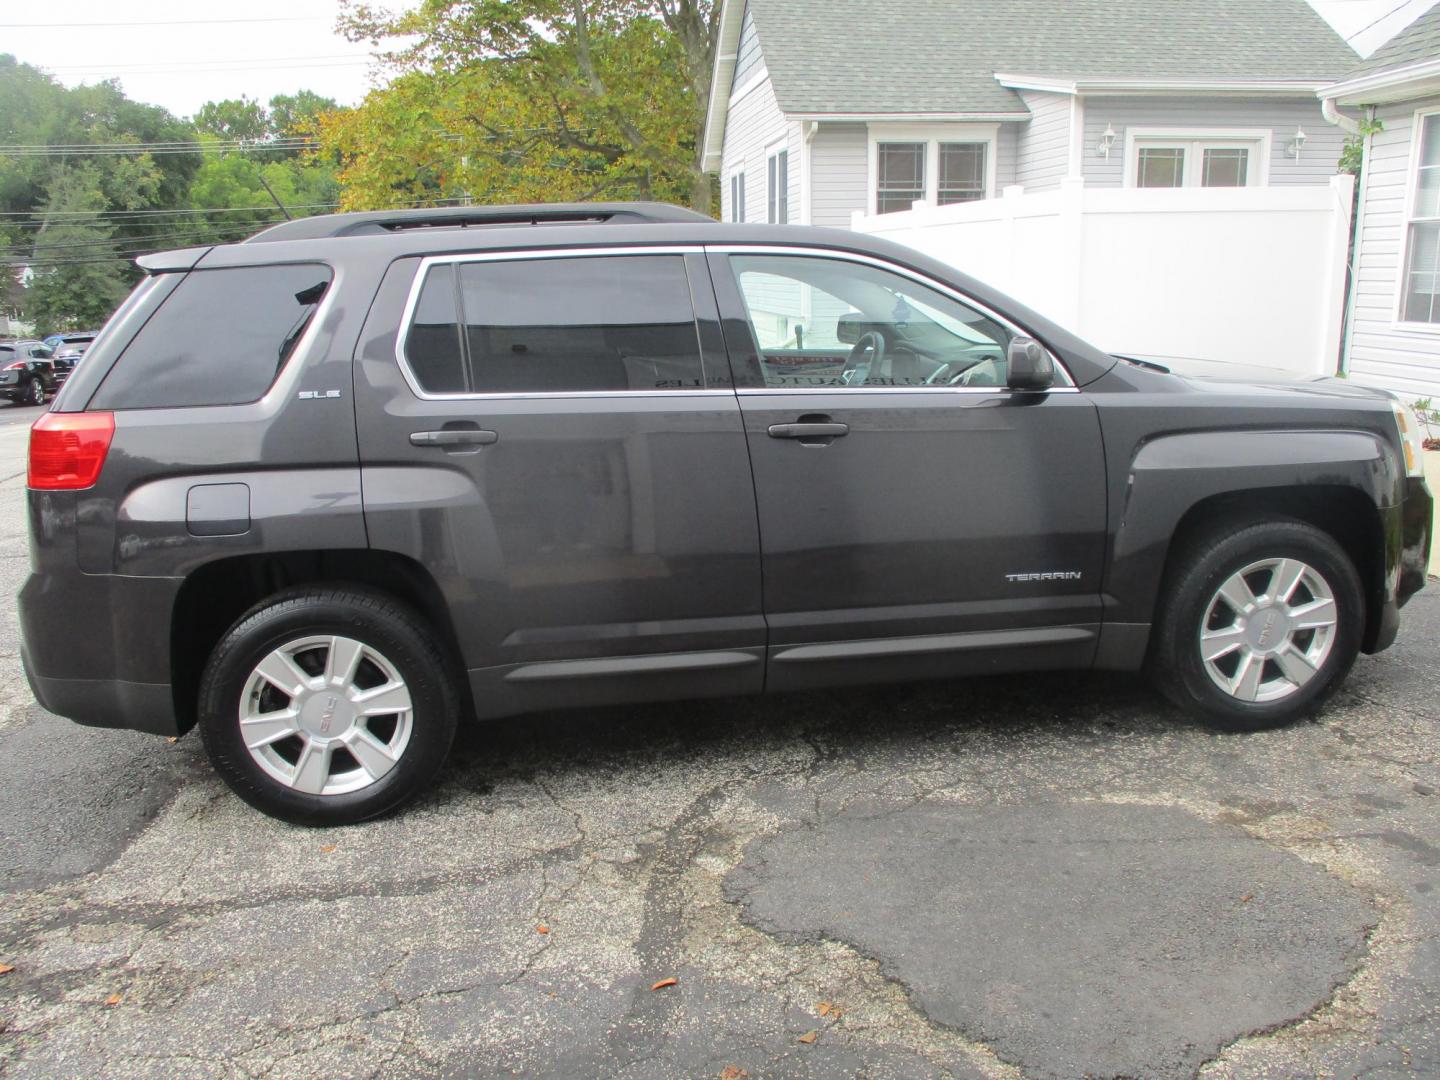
239;635;414;796
1198;557;1338;704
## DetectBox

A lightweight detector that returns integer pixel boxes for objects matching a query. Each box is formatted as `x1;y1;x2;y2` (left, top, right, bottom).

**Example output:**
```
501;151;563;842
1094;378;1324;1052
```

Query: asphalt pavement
1;418;1438;1079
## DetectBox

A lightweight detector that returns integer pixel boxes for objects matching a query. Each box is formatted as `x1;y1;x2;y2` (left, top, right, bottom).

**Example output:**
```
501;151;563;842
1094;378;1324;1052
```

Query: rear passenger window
91;264;332;410
401;255;706;394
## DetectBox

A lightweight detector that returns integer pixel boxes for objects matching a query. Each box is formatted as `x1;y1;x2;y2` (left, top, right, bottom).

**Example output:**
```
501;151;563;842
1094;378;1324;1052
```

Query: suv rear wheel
198;587;459;825
24;377;44;406
1150;518;1364;732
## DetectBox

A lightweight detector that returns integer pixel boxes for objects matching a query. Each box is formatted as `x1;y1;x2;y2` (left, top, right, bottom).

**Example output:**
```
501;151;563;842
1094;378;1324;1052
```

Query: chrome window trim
706;243;1078;390
735;385;1079;396
393;245;714;402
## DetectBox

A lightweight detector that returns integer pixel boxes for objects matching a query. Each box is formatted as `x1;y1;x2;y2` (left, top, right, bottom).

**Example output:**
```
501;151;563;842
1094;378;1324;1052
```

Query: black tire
24;377;44;406
198;587;460;826
1150;518;1364;733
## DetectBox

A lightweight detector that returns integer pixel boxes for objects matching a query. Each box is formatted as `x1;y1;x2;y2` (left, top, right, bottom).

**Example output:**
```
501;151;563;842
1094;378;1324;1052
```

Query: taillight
4;361;25;371
28;412;115;490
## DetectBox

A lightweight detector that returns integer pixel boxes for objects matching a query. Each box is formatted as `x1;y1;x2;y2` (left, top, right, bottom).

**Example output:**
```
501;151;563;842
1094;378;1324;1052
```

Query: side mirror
1006;337;1054;391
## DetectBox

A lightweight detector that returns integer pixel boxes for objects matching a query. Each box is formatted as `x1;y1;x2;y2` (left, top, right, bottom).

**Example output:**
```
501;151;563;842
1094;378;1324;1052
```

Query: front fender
1105;428;1399;633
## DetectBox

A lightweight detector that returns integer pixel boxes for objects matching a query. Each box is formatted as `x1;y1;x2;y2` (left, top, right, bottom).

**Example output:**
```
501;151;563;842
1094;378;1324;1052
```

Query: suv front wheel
1150;518;1364;732
198;588;460;825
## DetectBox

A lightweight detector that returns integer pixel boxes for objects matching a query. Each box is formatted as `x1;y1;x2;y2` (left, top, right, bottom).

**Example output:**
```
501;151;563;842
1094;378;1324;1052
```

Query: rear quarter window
90;263;332;410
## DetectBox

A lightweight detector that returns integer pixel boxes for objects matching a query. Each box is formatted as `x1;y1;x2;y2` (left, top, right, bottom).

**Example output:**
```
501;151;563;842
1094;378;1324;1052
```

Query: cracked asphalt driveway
2;415;1439;1078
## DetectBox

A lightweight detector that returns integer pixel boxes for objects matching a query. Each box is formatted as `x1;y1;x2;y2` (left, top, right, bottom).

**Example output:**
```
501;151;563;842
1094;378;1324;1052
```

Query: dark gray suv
18;202;1434;824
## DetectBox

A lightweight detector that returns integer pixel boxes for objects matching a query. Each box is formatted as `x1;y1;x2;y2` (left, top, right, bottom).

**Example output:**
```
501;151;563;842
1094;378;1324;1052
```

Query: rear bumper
21;648;179;737
18;489;182;736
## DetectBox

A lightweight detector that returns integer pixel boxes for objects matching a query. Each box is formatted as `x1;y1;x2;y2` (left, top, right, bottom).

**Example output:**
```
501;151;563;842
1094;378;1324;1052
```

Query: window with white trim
1401;111;1440;325
728;171;746;223
876;142;925;213
766;145;789;224
869;125;998;215
1126;130;1267;188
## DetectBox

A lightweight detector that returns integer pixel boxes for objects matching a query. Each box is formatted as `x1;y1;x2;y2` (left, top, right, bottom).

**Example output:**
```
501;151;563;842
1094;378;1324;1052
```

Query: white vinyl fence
850;175;1356;377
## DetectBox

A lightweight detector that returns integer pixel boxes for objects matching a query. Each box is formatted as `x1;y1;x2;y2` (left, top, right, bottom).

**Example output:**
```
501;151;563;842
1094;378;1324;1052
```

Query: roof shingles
745;0;1359;115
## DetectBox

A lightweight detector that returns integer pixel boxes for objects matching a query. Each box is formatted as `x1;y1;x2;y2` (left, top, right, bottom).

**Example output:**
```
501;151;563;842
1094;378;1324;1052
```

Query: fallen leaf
536;924;550;935
797;1029;819;1044
104;994;123;1007
1240;893;1254;903
0;964;14;975
320;844;337;853
817;1001;832;1017
650;977;678;991
719;1068;749;1080
164;736;178;744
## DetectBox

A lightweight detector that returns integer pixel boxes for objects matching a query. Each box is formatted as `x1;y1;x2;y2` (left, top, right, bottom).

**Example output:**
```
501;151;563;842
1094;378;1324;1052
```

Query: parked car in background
0;339;57;405
17;202;1434;826
48;332;98;387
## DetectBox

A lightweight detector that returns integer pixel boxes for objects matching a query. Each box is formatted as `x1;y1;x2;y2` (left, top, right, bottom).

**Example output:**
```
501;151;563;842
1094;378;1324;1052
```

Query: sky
0;0;394;119
0;0;1435;121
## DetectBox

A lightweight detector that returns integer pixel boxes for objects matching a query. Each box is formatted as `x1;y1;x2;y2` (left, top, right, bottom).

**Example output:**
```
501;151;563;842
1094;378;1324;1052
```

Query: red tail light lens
4;361;25;371
28;412;115;490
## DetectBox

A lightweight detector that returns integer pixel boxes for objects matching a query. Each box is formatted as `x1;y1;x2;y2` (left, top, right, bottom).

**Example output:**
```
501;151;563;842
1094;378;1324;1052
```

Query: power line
0;202;342;220
0;139;314;151
1;16;330;28
42;53;365;71
1344;0;1419;39
0;142;320;158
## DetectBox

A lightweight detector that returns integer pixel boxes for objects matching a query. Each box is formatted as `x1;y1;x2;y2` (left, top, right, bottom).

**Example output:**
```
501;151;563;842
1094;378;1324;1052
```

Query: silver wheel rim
1199;558;1338;704
239;635;414;796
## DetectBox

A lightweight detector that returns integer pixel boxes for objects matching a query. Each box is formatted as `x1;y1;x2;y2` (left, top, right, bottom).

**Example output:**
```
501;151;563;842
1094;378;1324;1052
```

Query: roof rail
243;201;714;244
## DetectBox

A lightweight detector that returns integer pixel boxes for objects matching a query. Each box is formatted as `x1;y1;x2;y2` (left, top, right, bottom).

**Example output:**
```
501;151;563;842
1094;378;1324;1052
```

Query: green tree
0;55;202;306
23;167;130;330
194;96;270;142
325;0;719;213
185;147;341;243
268;90;340;140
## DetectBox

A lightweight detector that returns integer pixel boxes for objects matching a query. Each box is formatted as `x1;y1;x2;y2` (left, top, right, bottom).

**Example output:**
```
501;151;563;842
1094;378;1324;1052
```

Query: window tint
729;254;1014;389
406;265;467;393
92;263;331;409
402;255;705;395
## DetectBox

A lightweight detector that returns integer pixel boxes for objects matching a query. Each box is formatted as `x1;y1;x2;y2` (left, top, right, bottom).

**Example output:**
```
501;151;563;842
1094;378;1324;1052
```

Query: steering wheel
843;332;885;387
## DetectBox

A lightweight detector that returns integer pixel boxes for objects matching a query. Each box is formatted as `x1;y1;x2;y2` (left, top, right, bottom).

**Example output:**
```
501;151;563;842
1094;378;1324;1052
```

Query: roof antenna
256;172;293;220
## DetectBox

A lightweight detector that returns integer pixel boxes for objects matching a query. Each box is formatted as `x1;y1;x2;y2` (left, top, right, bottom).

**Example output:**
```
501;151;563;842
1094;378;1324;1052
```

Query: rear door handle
409;429;499;447
766;422;849;439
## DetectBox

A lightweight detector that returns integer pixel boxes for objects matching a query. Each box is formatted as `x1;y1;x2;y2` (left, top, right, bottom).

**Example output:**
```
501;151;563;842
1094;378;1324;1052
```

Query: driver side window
727;254;1013;389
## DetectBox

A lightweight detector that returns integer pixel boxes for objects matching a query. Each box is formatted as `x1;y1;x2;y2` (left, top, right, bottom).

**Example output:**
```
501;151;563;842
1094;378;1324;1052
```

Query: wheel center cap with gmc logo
299;692;355;739
1245;607;1291;655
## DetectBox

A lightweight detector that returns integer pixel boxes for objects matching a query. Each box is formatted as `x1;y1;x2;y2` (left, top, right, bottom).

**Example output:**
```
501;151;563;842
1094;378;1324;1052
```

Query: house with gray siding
703;0;1358;229
1321;1;1440;403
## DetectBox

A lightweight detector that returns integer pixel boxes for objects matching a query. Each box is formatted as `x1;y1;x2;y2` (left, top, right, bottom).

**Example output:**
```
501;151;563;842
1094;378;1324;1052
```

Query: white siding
996;124;1019;189
1346;95;1440;401
719;70;798;225
804;121;1020;227
810;123;868;227
1081;97;1343;187
1015;90;1073;192
732;4;764;94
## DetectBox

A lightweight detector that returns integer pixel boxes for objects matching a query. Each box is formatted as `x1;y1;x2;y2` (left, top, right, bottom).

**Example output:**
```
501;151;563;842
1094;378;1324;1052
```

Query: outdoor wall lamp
1288;126;1307;159
1097;123;1117;158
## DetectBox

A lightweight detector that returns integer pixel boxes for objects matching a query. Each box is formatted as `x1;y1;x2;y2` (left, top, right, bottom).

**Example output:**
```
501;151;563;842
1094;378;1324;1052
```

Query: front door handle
766;422;849;440
409;429;499;447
